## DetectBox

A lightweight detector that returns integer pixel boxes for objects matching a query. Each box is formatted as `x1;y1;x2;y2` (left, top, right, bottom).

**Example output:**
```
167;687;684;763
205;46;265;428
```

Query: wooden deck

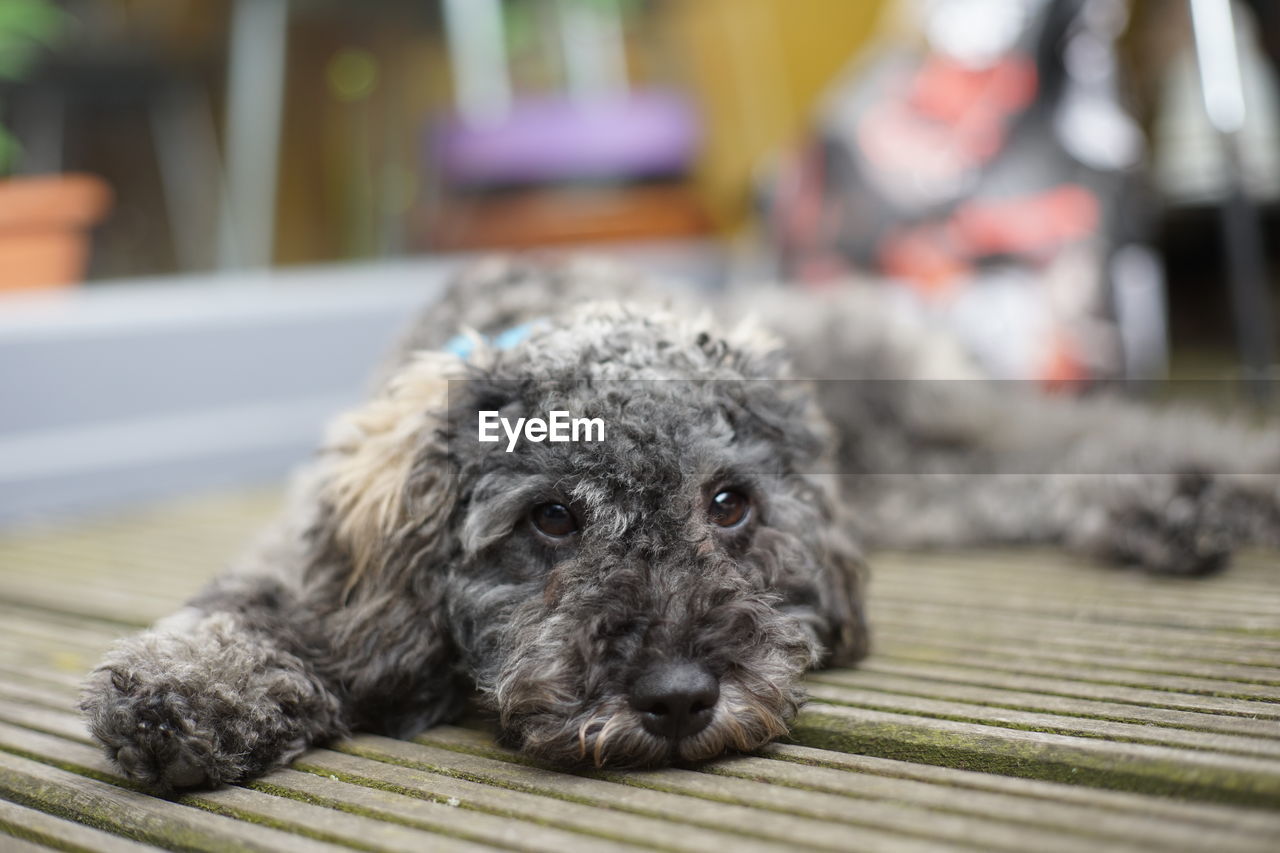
0;491;1277;852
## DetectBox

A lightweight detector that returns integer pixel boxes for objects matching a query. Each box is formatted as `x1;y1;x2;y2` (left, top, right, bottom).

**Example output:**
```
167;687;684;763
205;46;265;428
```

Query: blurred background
1;0;1278;523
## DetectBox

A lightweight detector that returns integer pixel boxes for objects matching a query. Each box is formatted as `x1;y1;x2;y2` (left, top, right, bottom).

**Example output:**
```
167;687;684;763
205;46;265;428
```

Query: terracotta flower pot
0;173;113;292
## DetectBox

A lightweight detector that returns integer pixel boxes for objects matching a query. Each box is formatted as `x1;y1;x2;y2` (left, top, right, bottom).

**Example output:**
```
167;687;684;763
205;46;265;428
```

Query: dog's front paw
80;613;344;792
82;669;223;790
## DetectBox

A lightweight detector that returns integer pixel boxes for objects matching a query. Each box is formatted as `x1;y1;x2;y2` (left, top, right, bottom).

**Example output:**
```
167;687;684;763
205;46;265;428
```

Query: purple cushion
434;89;701;185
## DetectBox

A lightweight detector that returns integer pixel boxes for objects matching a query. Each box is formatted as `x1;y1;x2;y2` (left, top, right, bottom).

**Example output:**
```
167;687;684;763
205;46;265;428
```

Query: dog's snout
629;661;719;739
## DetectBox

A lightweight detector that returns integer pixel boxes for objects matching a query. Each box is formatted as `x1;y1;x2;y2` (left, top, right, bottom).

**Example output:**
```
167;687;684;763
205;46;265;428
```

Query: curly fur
81;257;1280;792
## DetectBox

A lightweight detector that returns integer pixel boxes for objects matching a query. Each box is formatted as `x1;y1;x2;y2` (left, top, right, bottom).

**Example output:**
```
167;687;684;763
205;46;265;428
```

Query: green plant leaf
0;0;68;80
0;124;23;173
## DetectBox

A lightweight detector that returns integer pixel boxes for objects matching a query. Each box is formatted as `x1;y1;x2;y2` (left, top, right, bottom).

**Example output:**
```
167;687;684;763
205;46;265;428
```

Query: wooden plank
0;615;122;651
594;765;1129;853
0;718;640;852
0;751;350;853
0;662;85;690
311;740;888;853
871;634;1280;686
189;782;504;853
0;490;279;559
325;732;947;850
251;767;651;853
868;611;1280;667
16;676;1269;851
0;723;499;853
880;596;1280;650
807;669;1280;738
0;578;164;627
871;579;1280;618
803;683;1280;757
0;797;157;853
417;726;1268;853
0;677;90;713
0;712;809;853
433;724;1280;837
706;754;1271;853
791;703;1280;807
763;743;1280;835
0;609;126;651
10;680;1279;851
870;591;1280;635
869;642;1280;701
870;599;1280;653
0;644;103;682
0;835;58;853
0;639;98;681
0;550;202;597
0;698;94;744
851;659;1280;719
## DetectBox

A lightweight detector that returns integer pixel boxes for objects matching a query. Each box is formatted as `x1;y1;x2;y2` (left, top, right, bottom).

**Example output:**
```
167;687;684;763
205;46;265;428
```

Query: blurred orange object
425;184;710;251
0;174;113;292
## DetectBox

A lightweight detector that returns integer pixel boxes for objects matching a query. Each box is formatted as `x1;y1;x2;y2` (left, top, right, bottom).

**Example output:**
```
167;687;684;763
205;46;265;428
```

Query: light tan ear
320;350;469;587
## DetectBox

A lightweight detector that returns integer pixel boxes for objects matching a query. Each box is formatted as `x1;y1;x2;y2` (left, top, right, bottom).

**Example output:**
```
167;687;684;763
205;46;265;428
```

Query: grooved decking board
0;795;157;852
0;491;1278;851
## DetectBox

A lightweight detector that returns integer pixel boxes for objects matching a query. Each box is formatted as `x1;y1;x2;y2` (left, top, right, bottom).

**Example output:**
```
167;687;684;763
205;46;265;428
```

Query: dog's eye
708;490;750;528
530;503;578;539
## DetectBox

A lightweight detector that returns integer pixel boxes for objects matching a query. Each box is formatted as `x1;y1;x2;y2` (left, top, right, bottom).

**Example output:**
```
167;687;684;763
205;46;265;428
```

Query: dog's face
325;304;868;767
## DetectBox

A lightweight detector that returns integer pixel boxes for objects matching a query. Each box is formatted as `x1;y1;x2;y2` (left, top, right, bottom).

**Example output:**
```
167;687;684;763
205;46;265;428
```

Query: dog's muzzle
628;660;720;740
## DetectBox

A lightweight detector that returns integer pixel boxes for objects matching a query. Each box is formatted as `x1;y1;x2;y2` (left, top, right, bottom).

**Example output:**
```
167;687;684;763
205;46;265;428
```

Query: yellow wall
668;0;888;230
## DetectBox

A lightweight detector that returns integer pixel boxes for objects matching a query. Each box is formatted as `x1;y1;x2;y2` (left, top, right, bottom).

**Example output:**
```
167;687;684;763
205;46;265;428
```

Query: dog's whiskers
592;711;624;767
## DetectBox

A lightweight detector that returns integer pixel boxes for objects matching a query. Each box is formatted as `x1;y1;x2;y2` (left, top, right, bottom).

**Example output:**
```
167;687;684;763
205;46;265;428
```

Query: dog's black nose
629;661;719;739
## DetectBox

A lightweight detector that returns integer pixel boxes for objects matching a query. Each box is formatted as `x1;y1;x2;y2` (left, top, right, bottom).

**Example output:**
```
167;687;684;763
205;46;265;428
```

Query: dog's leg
762;285;1278;575
79;569;346;792
843;384;1280;575
82;341;468;791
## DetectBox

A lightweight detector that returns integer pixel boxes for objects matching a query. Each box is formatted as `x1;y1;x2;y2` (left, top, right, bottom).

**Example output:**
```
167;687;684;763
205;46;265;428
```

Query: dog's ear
319;350;469;592
815;515;871;666
308;349;478;735
728;372;871;666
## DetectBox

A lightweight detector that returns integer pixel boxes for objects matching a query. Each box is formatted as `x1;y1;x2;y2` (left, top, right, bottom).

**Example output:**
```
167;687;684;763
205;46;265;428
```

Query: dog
81;258;1280;791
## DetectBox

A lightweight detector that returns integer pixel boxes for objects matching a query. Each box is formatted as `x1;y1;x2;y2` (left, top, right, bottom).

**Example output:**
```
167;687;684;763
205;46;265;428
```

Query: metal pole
1188;0;1275;403
559;0;630;105
219;0;290;270
441;0;511;126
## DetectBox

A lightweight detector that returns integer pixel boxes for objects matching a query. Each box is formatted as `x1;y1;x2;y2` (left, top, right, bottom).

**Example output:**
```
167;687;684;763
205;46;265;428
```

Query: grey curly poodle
81;258;1280;791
